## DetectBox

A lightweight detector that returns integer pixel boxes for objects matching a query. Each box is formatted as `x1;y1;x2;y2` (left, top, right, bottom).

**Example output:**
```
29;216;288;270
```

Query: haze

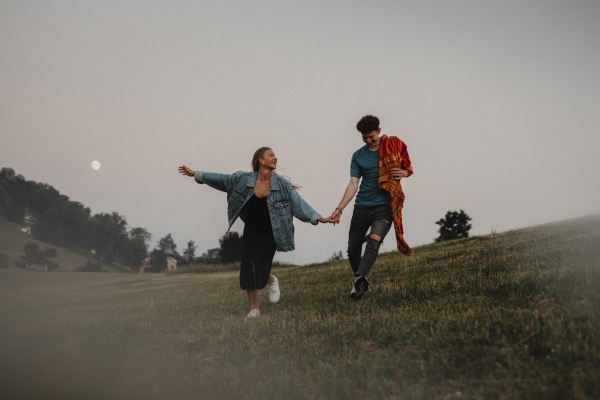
1;0;599;265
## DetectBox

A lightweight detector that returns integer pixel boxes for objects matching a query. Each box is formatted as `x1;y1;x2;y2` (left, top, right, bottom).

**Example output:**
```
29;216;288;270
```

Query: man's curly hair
356;115;380;134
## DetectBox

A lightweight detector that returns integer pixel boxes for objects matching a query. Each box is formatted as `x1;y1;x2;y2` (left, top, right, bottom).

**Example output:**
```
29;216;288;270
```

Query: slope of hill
1;216;599;399
0;216;120;272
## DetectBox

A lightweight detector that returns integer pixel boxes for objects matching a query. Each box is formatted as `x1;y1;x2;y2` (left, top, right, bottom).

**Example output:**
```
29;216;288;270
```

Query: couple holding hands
178;115;413;319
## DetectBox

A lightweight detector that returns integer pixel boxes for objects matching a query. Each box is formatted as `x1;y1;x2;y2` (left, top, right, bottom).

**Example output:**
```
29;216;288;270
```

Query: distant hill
0;216;120;272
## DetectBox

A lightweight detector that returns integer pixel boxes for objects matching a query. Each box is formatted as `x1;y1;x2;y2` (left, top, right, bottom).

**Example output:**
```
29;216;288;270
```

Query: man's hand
178;165;194;177
389;168;409;180
329;209;342;225
319;216;336;224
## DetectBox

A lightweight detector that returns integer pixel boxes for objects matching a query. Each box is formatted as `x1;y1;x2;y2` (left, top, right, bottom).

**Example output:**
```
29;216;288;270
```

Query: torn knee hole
370;234;382;242
364;234;383;243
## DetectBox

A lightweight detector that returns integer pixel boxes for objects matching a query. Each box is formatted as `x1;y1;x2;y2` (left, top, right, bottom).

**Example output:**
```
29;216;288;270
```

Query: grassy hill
0;216;120;272
1;216;599;399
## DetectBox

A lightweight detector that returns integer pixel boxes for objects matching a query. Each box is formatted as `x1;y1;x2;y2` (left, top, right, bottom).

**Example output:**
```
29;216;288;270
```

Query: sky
1;0;599;265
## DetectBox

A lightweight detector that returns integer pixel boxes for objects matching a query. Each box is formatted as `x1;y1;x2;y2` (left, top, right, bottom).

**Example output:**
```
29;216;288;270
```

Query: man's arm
330;177;360;223
389;166;413;180
389;146;414;180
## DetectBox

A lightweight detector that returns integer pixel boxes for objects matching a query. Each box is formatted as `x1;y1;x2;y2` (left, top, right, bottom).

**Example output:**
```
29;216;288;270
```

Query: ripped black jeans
347;204;393;277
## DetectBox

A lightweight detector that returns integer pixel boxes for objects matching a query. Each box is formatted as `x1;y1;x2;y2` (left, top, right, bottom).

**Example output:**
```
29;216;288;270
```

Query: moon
91;161;101;170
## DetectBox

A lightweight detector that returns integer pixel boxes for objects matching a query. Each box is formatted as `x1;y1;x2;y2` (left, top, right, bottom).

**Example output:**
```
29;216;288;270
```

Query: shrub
435;210;472;242
74;260;105;272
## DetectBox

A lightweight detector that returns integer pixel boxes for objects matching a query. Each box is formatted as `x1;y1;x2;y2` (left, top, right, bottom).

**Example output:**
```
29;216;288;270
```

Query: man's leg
347;207;371;276
355;205;393;278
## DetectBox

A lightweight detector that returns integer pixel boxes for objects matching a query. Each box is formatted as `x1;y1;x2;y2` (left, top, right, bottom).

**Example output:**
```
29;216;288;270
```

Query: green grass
1;216;599;399
170;261;297;274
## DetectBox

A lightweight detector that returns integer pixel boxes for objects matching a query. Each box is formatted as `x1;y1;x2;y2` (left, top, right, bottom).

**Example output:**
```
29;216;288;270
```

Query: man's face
362;128;381;149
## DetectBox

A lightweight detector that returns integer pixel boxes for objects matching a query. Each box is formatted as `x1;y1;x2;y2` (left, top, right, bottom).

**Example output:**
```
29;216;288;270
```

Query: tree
90;212;129;263
196;248;221;264
120;227;151;269
0;168;92;248
156;233;179;255
329;250;344;261
0;168;28;222
182;240;197;265
435;210;472;242
149;233;180;272
218;231;243;263
129;227;152;243
0;168;160;270
148;248;167;272
15;242;60;270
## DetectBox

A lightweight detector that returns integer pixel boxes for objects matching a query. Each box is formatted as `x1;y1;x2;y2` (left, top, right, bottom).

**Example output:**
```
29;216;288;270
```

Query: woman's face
260;149;277;170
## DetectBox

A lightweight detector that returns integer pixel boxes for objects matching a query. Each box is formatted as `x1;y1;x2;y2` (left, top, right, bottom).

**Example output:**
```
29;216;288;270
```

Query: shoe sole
349;291;364;300
353;277;369;296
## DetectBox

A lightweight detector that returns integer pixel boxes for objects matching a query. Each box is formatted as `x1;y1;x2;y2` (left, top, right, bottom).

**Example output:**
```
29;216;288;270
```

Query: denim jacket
194;170;322;252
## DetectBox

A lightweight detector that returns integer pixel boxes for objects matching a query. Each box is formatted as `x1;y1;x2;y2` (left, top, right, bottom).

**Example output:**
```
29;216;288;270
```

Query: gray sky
1;0;599;265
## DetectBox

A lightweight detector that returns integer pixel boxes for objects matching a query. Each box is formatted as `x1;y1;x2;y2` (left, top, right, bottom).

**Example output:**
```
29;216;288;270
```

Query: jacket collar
247;170;279;191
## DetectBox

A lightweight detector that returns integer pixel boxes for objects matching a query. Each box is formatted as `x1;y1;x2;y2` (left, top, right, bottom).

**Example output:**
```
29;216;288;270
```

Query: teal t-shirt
350;145;389;207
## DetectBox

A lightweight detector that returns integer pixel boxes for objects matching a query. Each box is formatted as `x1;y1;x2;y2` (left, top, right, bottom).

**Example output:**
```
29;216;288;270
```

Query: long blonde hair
251;147;301;190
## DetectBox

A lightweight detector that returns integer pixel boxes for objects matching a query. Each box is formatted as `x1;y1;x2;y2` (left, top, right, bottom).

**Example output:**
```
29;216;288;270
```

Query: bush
435;210;472;242
218;231;243;263
74;260;106;273
14;242;60;270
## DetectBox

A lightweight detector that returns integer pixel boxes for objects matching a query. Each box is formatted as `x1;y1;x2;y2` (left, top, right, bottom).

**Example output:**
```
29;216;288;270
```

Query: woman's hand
178;165;194;177
319;216;337;225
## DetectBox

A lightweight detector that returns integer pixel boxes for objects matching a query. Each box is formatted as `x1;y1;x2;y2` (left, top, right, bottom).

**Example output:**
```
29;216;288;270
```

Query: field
1;216;599;399
0;217;118;272
172;260;297;274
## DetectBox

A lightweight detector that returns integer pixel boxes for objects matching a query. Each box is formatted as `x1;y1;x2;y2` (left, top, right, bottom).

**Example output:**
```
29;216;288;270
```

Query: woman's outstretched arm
289;189;336;225
178;165;238;193
178;165;194;176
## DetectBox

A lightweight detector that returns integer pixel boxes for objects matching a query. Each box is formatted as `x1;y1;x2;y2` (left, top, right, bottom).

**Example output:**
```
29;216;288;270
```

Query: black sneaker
349;286;363;300
353;276;369;297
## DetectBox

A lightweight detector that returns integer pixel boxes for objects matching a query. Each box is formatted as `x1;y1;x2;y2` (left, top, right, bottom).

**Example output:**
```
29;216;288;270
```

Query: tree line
0;168;243;271
0;167;472;271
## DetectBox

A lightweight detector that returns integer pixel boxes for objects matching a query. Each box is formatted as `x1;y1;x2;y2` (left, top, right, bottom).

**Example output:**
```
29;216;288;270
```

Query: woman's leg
246;290;259;309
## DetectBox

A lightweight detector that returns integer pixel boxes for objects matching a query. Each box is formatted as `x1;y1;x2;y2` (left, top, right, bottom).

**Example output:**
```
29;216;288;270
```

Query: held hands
319;216;337;224
178;165;194;177
328;209;342;225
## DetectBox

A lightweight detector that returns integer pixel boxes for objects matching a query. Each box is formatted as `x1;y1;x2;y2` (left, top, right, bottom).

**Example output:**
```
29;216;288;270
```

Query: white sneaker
245;309;260;320
268;276;280;303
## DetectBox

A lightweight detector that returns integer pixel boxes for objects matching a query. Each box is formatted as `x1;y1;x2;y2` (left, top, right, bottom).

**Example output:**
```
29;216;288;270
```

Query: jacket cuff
194;171;204;184
311;211;322;225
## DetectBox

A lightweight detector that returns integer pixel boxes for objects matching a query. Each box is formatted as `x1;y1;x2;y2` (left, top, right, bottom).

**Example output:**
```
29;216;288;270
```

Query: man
330;115;413;299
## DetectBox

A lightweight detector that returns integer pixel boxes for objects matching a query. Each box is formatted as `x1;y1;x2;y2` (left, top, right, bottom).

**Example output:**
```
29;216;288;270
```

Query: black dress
239;194;277;290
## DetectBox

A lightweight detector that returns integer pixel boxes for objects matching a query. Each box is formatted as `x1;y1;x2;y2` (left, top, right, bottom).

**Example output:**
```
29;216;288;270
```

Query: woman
178;147;333;319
